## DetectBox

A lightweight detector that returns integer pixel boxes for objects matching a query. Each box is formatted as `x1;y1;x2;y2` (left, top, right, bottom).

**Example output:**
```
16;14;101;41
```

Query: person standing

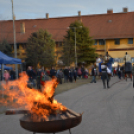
81;65;85;78
27;66;36;87
3;70;10;85
84;68;89;79
36;69;42;90
57;69;63;84
113;68;116;76
90;66;97;83
117;65;121;79
69;69;73;82
50;67;56;79
73;69;77;82
101;63;109;89
63;67;69;83
40;72;49;92
77;67;82;79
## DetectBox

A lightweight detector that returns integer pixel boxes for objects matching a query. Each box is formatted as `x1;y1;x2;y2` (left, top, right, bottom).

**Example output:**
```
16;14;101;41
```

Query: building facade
0;8;134;66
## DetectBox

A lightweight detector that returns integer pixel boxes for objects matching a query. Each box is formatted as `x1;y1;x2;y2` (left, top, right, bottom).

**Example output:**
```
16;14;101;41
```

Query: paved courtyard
0;76;134;134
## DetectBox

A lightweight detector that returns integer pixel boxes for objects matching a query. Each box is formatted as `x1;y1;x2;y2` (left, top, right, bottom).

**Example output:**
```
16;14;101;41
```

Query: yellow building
0;7;134;67
93;38;134;64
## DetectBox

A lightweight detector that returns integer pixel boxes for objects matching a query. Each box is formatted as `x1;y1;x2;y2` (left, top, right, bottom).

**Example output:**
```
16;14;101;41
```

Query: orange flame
0;72;66;118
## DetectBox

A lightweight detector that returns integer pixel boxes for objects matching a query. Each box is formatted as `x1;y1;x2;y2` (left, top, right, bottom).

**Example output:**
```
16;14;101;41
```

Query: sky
0;0;134;20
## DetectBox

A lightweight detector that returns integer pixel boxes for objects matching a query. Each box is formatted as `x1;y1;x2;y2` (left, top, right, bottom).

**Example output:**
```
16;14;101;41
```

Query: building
0;7;134;65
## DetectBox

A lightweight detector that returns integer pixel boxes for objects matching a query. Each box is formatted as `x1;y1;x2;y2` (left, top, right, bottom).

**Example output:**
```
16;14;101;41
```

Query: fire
0;72;67;118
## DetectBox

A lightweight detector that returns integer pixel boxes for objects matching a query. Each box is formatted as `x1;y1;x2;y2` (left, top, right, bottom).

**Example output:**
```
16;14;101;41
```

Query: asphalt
0;76;134;134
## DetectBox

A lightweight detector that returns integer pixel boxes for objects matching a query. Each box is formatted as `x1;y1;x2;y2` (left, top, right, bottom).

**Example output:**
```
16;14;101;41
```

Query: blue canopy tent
0;51;21;80
0;65;12;70
0;51;21;64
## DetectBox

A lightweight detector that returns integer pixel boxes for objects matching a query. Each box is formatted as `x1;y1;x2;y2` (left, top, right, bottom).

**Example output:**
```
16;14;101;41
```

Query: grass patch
55;77;91;95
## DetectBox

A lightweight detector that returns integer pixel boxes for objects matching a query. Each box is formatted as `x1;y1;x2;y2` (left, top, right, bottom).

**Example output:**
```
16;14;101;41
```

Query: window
128;38;133;44
94;40;97;45
99;39;105;45
115;39;120;45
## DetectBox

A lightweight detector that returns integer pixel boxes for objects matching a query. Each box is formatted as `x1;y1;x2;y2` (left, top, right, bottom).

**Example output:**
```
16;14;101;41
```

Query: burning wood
3;72;82;134
1;72;67;119
6;109;30;115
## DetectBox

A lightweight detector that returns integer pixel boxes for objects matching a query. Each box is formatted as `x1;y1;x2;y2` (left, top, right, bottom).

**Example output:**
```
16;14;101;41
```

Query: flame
0;72;67;118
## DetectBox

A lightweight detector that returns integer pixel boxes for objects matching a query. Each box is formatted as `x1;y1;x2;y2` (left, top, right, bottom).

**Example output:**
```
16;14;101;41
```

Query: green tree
61;39;74;66
26;29;56;68
62;21;97;66
0;39;12;56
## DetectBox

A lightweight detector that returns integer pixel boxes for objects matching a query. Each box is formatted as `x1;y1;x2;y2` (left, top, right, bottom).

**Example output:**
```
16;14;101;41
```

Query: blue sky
0;0;134;20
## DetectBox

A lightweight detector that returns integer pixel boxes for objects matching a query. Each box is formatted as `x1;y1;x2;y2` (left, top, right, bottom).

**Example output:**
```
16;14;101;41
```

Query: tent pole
1;64;4;97
11;0;18;79
1;64;4;81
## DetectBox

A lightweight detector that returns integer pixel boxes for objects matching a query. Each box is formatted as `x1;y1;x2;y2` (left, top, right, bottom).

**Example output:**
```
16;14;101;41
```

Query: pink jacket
4;72;10;80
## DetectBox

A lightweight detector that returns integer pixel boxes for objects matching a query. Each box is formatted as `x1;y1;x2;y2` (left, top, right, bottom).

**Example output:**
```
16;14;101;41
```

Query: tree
0;39;12;56
62;21;97;66
60;39;74;66
26;29;56;68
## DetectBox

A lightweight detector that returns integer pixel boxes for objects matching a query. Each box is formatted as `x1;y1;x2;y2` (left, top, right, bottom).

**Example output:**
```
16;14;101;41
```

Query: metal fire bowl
20;113;82;133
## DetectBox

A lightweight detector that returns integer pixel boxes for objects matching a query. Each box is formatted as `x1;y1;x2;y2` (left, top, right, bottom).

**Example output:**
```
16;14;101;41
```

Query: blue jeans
91;76;96;83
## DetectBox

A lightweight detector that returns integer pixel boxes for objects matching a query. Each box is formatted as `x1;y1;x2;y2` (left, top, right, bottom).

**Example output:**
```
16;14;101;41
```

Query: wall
93;38;134;58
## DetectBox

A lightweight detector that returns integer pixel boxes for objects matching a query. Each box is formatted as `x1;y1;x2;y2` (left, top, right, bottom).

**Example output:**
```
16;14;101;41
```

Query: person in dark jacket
69;70;73;82
10;69;15;80
117;65;121;79
57;69;63;84
73;69;77;82
50;67;56;78
81;65;85;78
36;69;42;90
90;66;97;83
64;66;69;82
27;66;36;87
101;63;109;89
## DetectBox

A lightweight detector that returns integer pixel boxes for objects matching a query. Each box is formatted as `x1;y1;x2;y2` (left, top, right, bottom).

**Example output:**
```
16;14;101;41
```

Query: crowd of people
89;55;113;89
2;57;134;91
25;65;89;91
90;54;134;89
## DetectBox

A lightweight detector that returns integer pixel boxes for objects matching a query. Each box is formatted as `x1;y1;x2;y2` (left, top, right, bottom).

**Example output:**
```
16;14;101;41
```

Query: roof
0;12;134;44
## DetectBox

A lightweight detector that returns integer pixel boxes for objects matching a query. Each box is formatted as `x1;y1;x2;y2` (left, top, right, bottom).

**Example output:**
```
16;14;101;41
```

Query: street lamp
11;0;18;79
68;26;82;67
